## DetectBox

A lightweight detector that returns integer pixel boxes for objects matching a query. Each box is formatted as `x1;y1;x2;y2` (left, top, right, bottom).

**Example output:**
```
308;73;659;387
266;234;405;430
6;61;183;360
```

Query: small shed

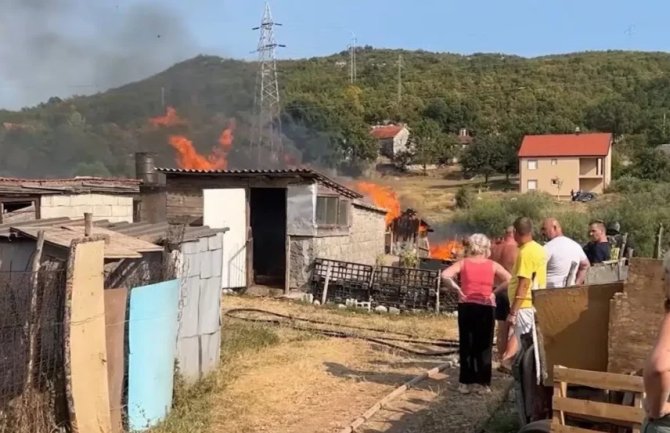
0;177;139;224
157;168;388;292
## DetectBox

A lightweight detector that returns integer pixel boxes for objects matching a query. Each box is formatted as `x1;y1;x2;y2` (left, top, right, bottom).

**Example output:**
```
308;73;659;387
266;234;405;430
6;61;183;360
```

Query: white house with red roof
370;123;410;159
518;132;613;197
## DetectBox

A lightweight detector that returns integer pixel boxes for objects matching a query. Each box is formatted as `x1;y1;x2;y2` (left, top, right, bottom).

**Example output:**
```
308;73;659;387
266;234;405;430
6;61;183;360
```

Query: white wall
40;194;133;223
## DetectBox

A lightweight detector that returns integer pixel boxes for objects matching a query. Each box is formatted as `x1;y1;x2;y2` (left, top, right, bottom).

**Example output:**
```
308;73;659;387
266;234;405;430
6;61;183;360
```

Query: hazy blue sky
199;0;663;58
0;0;666;108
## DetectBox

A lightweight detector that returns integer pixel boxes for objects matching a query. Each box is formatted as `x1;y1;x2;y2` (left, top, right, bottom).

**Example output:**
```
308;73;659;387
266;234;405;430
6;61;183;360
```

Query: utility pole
252;1;285;166
349;33;357;84
160;86;165;108
397;54;403;106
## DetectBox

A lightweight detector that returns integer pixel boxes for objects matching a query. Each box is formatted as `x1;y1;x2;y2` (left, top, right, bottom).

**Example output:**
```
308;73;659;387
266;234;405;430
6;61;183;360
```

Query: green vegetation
150;323;280;433
5;50;670;177
453;185;668;257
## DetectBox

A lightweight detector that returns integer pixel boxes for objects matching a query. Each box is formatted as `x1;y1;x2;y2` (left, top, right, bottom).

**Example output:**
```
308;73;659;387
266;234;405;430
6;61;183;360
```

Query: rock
375;306;388;313
388;307;400;315
313;300;321;306
337;304;347;309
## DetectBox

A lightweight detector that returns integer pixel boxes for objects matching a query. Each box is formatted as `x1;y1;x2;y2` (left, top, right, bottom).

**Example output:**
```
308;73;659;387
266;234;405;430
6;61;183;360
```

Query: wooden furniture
551;366;645;433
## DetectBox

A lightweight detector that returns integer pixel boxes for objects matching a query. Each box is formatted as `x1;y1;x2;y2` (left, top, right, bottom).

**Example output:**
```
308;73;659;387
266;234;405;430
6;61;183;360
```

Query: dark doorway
250;188;287;287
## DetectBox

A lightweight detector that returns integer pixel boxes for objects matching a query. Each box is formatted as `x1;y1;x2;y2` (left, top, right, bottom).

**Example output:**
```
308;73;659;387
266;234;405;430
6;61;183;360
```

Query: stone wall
40;194;133;223
289;203;386;290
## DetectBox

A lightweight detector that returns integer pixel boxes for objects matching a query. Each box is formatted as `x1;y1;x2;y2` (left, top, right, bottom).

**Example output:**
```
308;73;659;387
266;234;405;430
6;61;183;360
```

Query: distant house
371;124;410;159
518;132;613;196
451;128;474;164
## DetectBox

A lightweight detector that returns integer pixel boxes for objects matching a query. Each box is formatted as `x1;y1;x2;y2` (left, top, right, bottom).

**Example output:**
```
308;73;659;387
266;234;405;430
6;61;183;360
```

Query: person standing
642;254;670;431
583;220;611;265
542;217;590;288
490;226;519;369
506;217;546;353
441;233;511;395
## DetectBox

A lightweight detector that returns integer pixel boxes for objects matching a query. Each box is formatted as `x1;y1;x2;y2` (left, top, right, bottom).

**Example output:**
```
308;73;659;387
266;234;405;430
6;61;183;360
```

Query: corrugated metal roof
156;167;363;199
0;217;226;244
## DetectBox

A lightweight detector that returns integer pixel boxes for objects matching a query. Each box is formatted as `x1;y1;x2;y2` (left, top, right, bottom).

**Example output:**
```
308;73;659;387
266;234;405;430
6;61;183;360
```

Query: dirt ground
212;296;512;433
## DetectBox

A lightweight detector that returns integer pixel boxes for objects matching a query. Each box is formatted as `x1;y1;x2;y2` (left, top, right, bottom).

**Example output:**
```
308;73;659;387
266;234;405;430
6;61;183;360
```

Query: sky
0;0;667;109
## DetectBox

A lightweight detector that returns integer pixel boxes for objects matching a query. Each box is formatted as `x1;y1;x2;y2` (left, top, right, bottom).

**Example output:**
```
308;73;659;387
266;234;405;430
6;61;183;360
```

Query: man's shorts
495;291;510;321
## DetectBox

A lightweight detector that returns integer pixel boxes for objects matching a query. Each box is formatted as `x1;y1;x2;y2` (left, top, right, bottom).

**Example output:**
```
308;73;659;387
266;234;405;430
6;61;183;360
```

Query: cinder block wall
289;205;386;290
40;194;133;223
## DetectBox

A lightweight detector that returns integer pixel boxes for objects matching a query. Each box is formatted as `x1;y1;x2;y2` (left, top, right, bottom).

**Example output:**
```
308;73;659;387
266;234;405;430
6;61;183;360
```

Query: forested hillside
3;48;670;177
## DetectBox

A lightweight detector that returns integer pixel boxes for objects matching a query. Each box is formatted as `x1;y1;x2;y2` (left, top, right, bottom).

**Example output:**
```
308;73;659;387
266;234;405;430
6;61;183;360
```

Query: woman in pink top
441;233;511;395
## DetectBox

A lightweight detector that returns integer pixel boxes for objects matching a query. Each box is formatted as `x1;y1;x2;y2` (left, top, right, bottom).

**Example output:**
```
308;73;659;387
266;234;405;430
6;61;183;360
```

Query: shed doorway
250;188;287;288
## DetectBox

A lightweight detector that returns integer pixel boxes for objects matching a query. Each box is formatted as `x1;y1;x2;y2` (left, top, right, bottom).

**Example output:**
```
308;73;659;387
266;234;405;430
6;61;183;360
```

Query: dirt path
212;296;509;433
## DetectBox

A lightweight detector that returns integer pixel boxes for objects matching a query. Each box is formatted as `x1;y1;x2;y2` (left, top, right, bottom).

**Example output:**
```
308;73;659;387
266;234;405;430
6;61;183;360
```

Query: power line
251;1;285;167
349;33;357;84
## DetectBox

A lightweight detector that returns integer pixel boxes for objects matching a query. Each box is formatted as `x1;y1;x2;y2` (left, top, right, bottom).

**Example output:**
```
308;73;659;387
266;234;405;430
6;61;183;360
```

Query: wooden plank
553;367;644;393
608;258;665;374
534;283;623;384
552;397;644;426
553;379;566;426
552;422;604;433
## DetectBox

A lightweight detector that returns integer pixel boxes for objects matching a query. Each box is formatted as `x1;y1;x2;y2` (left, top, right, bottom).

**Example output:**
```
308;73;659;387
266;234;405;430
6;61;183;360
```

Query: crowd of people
439;216;628;395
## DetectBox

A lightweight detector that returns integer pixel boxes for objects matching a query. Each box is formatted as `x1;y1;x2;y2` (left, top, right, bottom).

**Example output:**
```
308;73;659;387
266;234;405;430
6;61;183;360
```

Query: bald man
542;218;590;288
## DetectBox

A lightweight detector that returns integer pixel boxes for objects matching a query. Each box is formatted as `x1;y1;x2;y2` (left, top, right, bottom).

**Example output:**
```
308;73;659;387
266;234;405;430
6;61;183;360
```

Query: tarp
127;279;179;431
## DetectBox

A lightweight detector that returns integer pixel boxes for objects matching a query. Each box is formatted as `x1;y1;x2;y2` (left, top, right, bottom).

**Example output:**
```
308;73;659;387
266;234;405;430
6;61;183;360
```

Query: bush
455;186;474;209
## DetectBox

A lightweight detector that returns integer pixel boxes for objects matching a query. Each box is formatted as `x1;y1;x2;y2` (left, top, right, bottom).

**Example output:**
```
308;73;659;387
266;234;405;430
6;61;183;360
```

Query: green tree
627;148;670;182
412;119;442;174
460;135;506;183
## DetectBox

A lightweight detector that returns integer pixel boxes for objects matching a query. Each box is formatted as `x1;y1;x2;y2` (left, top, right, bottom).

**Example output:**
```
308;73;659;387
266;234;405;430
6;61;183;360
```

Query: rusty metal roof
0;176;140;196
155;167;363;199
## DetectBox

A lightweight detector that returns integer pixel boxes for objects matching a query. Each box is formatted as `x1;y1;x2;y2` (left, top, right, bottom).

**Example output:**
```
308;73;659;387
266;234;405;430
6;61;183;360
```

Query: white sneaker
475;385;492;395
458;383;470;394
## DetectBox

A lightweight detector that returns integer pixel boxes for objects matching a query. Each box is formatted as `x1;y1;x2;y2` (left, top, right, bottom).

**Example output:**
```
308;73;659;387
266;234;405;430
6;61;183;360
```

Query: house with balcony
518;132;613;196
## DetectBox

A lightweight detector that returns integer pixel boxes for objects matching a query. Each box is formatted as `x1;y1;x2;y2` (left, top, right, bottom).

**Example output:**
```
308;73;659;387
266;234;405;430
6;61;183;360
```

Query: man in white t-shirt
541;217;591;288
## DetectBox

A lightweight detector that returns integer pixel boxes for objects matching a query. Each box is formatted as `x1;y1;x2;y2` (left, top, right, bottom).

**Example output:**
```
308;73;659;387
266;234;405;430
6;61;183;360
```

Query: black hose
223;308;460;357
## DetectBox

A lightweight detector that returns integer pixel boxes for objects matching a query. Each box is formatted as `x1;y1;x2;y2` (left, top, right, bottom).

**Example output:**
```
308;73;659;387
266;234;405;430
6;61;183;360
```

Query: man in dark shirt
583;221;611;264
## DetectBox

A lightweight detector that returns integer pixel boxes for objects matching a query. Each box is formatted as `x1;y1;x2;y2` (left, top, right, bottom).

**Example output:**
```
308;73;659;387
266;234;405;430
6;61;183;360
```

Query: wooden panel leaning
551;366;645;433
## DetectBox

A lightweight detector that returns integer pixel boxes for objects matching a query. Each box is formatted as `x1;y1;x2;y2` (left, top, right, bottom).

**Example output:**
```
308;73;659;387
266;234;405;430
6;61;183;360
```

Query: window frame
551;159;558;166
316;194;351;228
527;179;538;191
527;159;538;170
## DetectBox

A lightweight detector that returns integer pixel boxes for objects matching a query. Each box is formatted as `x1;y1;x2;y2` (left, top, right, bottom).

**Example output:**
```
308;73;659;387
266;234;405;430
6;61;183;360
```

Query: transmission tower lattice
252;2;285;166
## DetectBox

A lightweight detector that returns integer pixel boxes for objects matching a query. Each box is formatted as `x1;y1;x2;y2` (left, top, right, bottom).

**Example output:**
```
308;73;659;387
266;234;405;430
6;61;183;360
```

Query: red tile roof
370;125;404;140
518;133;612;157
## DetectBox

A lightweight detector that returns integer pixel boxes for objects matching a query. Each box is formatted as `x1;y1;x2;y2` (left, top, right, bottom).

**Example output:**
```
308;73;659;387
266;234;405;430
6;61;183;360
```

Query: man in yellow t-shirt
507;217;547;345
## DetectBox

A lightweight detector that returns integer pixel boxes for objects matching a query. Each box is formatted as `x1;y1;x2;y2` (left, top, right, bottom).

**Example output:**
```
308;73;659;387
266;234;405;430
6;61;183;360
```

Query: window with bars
316;196;350;227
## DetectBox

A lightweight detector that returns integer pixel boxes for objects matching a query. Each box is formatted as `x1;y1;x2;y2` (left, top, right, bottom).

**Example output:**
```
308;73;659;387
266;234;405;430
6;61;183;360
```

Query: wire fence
0;267;68;433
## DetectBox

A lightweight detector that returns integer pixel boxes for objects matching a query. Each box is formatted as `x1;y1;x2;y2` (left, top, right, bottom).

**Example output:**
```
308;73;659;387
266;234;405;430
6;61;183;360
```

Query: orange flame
354;182;401;225
430;240;464;261
150;106;237;169
149;106;186;128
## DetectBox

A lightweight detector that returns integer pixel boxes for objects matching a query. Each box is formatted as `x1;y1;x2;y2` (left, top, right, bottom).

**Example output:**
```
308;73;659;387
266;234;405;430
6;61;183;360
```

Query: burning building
156;168;388;293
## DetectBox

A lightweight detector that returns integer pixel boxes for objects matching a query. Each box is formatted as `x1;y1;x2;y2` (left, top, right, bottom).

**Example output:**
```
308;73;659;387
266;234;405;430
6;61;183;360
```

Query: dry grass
223;295;459;341
369;169;513;223
151;296;510;433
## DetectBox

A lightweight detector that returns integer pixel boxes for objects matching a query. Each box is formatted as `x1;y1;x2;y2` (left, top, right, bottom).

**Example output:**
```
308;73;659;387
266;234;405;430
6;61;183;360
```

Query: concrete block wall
289;205;386;290
40;194;133;223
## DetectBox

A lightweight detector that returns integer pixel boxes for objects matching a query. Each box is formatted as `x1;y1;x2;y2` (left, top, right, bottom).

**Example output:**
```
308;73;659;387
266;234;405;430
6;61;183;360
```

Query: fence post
24;229;45;389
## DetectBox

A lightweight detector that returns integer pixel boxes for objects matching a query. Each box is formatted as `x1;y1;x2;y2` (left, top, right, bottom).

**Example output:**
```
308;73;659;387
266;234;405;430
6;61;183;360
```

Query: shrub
455;186;474;209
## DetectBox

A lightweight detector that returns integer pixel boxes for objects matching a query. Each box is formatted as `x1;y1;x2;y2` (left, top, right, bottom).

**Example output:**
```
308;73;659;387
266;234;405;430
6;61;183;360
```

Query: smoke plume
0;0;199;109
